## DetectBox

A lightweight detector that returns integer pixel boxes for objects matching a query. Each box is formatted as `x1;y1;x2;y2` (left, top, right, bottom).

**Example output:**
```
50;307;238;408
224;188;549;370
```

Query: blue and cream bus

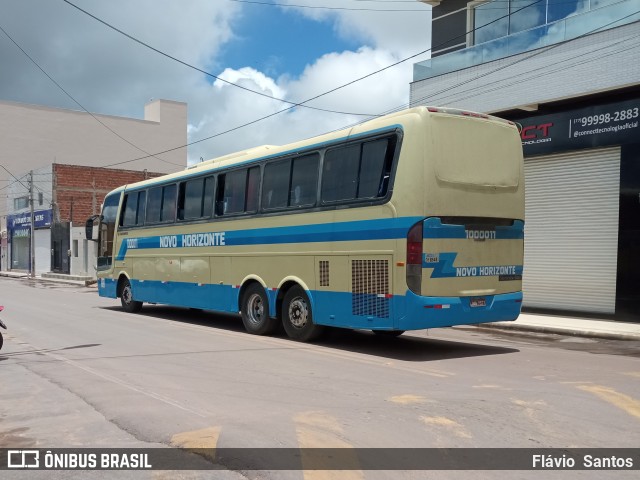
87;106;524;341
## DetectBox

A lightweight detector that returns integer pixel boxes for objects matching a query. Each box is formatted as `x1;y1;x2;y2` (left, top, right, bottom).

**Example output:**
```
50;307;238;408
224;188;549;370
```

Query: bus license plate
470;297;486;308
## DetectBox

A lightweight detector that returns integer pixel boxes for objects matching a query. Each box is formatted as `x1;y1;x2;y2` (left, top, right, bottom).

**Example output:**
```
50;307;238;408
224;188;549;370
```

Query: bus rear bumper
397;290;522;330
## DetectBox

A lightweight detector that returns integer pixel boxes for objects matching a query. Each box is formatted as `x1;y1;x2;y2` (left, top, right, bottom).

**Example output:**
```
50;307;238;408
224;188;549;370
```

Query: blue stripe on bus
115;217;423;261
423;252;524;278
115;216;524;261
423;218;524;239
98;277;522;331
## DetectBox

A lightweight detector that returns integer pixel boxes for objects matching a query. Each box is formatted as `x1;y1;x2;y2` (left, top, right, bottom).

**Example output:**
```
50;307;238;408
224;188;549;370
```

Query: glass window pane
146;187;162;223
184;178;205;219
263;160;291;210
136;191;146;225
246;167;260;213
474;1;509;45
547;0;588;22
122;193;138;227
322;144;359;202
510;0;546;35
358;139;389;199
160;184;177;222
203;176;215;218
221;170;247;215
102;193;120;225
592;0;620;8
290;154;319;207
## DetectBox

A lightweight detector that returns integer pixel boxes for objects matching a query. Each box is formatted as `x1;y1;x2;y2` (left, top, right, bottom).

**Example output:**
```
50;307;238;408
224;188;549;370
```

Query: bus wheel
282;286;324;342
373;330;405;337
120;279;142;313
241;284;278;335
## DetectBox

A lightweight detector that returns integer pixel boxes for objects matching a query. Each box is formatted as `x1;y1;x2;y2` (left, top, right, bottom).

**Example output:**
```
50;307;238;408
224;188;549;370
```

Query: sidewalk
1;270;638;340
479;312;640;341
0;270;94;287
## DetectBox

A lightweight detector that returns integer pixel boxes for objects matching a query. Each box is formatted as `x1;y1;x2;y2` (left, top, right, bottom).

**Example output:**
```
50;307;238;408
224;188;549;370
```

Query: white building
1;99;187;275
412;0;640;318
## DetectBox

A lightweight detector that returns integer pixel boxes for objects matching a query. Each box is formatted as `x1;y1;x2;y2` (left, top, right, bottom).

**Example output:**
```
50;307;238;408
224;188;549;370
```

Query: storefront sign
519;99;640;156
7;209;52;234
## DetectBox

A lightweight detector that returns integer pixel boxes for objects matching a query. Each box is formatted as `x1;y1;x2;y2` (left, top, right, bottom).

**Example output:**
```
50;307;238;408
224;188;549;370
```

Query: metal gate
523;147;621;314
51;222;70;274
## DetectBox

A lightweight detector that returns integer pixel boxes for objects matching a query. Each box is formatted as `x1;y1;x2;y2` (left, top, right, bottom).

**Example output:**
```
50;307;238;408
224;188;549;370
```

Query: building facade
4;164;164;277
412;0;640;318
1;98;187;274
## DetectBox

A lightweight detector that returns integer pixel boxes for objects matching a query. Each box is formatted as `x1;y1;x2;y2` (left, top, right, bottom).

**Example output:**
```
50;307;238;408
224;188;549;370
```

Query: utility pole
29;170;35;278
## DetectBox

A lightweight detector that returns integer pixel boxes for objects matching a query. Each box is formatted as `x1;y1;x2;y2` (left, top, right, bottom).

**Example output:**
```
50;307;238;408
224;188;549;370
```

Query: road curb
473;322;640;341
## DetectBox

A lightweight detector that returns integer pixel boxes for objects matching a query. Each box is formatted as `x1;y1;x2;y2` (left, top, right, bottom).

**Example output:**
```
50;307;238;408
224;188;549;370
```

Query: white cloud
0;0;432;166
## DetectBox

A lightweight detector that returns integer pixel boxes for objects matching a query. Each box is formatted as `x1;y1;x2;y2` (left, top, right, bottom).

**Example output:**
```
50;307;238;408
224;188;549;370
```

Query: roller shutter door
523;147;620;314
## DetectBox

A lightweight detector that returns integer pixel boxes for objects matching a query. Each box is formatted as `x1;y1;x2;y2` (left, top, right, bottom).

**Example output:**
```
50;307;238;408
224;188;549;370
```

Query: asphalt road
1;277;639;479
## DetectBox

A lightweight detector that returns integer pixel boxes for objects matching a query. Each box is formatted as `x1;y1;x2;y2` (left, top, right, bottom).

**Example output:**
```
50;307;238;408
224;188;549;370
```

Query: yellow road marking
472;384;510;390
171;426;221;463
420;416;472;439
577;385;640;420
388;394;429;404
294;411;363;480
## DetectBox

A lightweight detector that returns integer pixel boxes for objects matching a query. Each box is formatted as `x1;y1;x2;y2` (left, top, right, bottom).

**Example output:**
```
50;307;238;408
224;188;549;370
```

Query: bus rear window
432;116;520;188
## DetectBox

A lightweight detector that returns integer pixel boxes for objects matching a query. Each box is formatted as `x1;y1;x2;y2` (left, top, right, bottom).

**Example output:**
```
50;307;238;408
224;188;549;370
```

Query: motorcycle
0;306;6;351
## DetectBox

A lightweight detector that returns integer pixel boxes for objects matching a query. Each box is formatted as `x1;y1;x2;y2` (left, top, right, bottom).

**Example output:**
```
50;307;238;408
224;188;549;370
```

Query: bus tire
282;286;324;342
241;283;278;335
120;278;143;313
373;330;405;337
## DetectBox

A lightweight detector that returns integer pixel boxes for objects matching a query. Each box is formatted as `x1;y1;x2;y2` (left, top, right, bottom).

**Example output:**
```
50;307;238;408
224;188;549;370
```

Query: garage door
523;147;620;314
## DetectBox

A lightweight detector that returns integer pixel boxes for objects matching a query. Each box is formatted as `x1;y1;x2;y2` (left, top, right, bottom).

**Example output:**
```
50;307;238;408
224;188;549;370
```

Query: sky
0;0;432;167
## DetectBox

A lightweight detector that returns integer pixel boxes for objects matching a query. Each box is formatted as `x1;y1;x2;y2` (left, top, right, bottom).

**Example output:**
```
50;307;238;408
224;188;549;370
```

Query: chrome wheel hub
288;297;309;329
247;293;264;326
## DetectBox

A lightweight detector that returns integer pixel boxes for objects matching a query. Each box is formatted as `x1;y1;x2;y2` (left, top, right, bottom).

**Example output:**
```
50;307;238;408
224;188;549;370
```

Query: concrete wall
0;99;187;190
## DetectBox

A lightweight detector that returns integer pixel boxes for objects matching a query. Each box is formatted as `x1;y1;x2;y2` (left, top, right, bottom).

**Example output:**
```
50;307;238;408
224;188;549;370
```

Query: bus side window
290;153;318;207
203;176;215;218
136;191;147;225
262;159;290;210
160;184;177;222
178;178;206;220
120;191;146;227
321;144;359;203
121;193;137;227
146;187;162;223
358;138;391;199
246;167;260;213
216;170;247;216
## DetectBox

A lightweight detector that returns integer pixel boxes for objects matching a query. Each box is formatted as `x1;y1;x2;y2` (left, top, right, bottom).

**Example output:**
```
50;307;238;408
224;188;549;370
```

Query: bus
87;106;524;341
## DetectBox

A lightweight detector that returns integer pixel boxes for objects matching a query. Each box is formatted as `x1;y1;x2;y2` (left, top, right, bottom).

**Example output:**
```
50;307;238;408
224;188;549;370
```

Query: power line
327;10;640;133
98;0;545;167
0;22;185;169
61;0;380;117
226;0;430;12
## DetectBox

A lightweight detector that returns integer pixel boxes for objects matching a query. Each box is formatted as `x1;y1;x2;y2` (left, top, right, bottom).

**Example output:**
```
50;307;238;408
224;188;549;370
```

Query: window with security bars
351;259;390;318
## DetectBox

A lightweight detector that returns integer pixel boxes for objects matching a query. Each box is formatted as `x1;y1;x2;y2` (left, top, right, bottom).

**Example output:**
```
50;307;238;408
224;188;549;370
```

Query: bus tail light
406;221;423;294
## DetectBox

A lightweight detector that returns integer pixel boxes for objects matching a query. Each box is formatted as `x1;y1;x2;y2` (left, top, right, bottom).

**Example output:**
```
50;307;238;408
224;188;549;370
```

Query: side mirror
85;215;100;241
